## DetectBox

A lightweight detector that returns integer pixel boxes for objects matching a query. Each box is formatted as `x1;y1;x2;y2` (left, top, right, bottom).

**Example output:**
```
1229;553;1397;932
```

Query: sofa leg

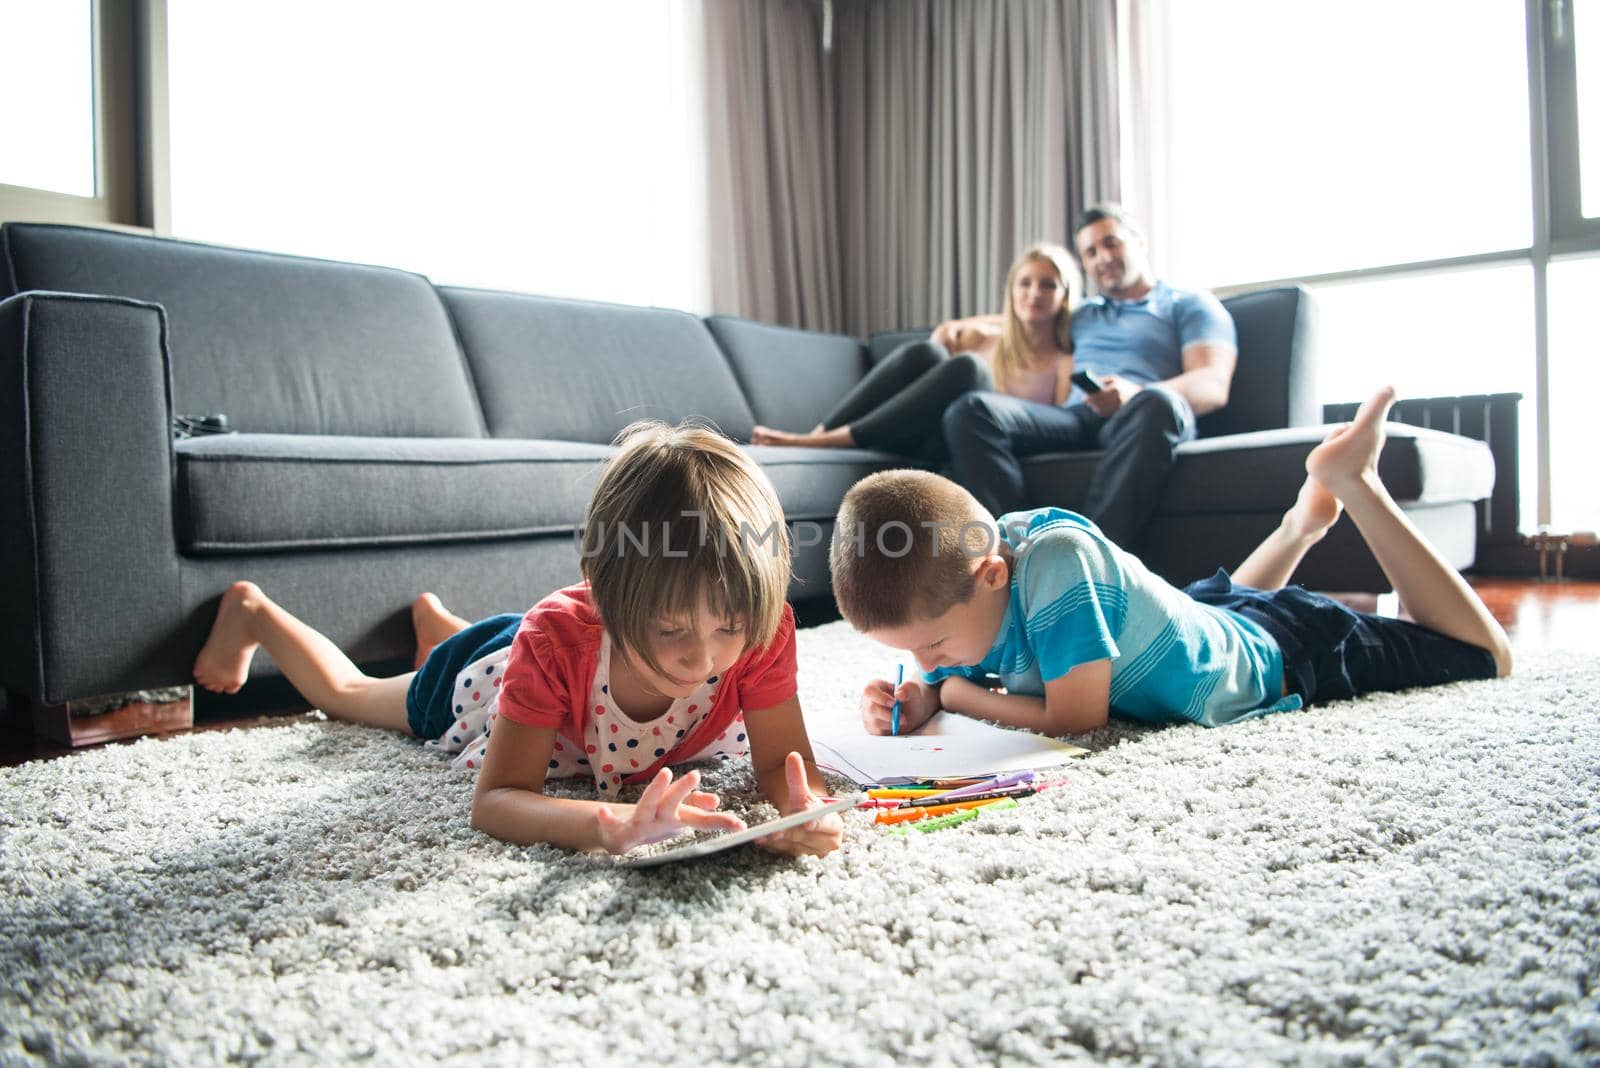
22;687;193;748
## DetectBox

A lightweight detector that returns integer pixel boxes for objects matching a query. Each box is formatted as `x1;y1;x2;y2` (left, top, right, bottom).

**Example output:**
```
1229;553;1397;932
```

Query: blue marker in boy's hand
890;663;904;736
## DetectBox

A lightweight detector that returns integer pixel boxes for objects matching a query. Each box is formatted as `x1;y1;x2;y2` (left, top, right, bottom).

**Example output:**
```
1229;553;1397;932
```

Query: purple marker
929;770;1037;802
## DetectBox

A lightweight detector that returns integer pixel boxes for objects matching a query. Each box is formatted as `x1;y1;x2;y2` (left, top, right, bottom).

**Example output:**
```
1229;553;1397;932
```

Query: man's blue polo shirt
1068;281;1236;405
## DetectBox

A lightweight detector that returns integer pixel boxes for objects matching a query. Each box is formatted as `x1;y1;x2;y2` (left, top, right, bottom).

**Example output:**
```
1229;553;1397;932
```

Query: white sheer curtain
167;1;711;312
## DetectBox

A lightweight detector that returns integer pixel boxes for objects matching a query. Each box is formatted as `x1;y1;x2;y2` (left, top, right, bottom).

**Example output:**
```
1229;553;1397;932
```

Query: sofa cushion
0;224;483;437
176;435;613;552
442;287;757;444
176;434;909;556
745;444;915;522
706;315;868;434
1021;424;1495;518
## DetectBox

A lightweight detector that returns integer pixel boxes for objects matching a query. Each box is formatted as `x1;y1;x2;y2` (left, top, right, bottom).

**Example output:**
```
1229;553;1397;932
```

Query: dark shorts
1184;570;1497;706
404;613;522;738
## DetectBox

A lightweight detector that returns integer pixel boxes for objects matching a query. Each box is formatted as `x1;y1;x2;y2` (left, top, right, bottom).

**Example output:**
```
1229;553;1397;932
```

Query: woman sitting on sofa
749;243;1081;461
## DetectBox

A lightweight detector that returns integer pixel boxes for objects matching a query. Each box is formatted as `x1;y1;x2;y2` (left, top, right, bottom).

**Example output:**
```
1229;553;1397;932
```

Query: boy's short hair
582;421;790;676
829;469;998;631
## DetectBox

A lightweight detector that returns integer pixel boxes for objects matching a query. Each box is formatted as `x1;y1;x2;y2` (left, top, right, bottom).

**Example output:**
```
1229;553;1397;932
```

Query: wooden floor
3;578;1596;768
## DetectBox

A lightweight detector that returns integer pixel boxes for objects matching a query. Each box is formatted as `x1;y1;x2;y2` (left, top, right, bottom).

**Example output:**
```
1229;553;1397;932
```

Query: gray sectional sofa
0;223;1494;710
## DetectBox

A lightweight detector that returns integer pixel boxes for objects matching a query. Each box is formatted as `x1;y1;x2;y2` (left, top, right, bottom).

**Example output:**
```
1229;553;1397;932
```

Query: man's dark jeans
941;386;1196;549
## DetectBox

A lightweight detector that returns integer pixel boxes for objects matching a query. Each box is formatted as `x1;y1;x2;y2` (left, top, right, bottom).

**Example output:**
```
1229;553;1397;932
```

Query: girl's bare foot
193;581;262;694
1306;385;1397;497
412;592;471;669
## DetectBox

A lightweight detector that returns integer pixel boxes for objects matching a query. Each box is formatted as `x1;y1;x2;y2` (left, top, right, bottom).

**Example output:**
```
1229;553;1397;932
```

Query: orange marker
874;796;1010;826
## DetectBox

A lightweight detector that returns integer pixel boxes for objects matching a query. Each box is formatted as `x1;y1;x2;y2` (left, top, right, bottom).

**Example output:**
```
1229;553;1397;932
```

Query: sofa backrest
0;223;484;437
705;315;869;435
1200;285;1318;439
441;287;757;444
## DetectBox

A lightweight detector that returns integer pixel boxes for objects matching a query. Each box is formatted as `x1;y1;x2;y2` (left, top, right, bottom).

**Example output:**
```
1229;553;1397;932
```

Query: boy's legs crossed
194;581;416;732
1306;387;1512;677
1195;580;1499;705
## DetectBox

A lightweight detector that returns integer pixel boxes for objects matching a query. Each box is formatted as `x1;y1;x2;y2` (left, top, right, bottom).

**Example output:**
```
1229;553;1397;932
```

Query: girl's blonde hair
580;421;790;678
991;243;1081;393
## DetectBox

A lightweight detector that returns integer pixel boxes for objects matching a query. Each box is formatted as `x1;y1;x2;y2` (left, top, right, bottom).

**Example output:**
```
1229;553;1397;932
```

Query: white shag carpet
2;623;1597;1066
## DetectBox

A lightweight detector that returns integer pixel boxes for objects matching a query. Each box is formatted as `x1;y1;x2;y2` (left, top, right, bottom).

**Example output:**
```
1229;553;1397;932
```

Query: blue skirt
404;613;523;739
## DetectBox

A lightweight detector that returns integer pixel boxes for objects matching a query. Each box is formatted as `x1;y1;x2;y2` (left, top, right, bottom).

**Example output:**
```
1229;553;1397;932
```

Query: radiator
1322;392;1522;546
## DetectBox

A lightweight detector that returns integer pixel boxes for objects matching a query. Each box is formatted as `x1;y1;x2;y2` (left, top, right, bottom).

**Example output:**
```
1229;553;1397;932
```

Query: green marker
888;797;1019;835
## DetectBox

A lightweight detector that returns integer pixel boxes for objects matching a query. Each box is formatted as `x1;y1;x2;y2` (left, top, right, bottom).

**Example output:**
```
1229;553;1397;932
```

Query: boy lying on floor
830;387;1512;736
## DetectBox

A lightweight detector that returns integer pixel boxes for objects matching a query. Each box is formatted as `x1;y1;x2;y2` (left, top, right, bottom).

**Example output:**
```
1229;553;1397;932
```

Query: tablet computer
617;793;865;868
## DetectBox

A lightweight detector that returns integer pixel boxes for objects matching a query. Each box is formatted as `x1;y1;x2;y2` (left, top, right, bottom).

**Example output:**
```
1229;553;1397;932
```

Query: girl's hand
594;768;745;855
859;677;939;735
756;752;844;858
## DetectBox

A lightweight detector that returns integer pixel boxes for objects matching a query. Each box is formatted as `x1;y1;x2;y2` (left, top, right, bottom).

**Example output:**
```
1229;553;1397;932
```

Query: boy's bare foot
412;592;471;669
1283;475;1343;542
1306;385;1397;497
193;581;262;694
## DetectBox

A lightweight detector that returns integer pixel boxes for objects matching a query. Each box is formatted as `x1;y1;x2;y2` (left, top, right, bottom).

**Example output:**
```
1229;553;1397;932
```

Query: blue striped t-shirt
926;508;1295;727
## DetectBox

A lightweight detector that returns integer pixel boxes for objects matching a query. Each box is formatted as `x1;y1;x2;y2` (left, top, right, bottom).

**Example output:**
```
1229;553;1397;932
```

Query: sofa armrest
0;292;185;702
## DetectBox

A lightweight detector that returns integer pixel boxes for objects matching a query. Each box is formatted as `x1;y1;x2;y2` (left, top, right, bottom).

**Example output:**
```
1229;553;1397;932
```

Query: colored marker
875;796;1011;825
888;798;1021;835
866;778;987;791
888;807;980;836
898;784;1038;808
923;770;1037;803
890;663;904;736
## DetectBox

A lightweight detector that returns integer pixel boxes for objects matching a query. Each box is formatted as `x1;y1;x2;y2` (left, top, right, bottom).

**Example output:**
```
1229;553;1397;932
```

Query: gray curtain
702;0;1121;338
834;0;1121;337
702;0;843;332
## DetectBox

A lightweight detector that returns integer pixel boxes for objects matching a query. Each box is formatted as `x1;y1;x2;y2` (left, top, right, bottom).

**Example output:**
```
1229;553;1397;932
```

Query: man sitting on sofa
938;204;1238;551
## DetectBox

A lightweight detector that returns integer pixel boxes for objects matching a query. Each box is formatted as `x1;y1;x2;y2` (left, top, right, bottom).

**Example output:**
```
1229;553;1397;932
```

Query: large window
1308;265;1540;532
1135;0;1597;537
0;3;95;196
0;1;145;228
1157;1;1531;285
166;1;707;311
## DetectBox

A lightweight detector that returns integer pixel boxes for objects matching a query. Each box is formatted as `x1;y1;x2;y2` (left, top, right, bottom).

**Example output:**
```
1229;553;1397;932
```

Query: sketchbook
803;696;1089;786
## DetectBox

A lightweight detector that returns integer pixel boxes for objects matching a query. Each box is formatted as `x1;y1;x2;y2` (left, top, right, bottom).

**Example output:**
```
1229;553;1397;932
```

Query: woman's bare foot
193;581;263;694
412;592;471;669
749;425;857;449
1306;385;1397;497
749;425;783;445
